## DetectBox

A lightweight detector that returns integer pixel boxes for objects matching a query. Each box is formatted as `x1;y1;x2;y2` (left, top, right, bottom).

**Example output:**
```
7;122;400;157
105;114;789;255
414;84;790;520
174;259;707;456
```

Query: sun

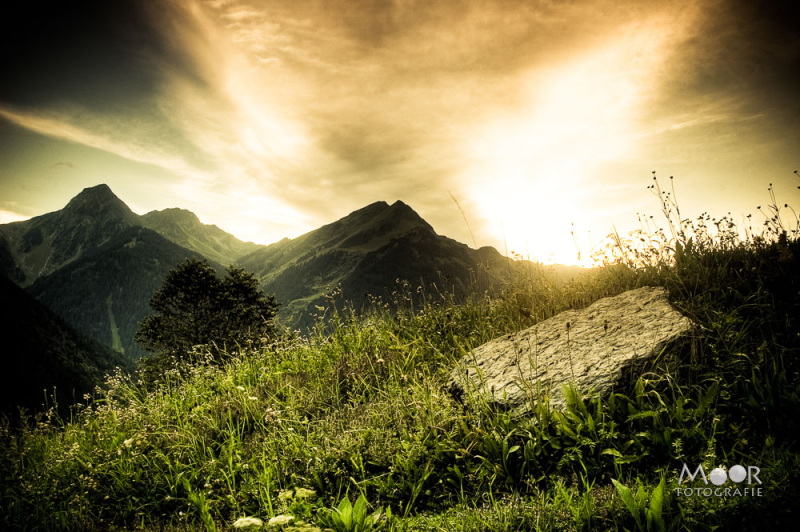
458;22;674;265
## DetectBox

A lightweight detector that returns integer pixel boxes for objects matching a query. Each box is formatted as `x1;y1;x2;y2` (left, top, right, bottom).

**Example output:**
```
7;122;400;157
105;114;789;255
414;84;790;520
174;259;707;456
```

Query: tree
135;259;279;362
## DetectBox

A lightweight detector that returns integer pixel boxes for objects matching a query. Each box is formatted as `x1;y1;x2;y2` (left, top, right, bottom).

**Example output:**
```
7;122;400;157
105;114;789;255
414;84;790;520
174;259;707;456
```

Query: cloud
2;0;798;263
0;105;203;178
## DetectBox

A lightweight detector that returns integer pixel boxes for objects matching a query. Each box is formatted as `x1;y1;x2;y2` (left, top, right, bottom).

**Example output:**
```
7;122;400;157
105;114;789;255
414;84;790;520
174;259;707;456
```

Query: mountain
0;184;140;285
27;226;221;359
0;185;262;358
1;184;584;357
237;200;517;327
0;273;131;415
0;234;25;284
141;208;262;266
0;185;260;287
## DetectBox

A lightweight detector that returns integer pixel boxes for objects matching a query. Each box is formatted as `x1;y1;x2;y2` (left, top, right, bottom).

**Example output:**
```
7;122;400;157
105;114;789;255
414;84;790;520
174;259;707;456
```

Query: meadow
2;175;799;531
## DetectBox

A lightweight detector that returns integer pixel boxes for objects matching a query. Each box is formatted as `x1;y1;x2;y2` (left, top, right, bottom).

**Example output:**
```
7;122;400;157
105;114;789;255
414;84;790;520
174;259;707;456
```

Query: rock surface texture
449;287;695;412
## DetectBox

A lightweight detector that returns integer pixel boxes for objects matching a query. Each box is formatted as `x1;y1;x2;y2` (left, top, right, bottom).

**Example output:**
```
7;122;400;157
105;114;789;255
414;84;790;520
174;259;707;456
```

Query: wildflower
294;488;316;499
248;396;258;401
278;489;294;501
233;516;264;528
236;386;246;392
123;438;134;448
268;515;294;526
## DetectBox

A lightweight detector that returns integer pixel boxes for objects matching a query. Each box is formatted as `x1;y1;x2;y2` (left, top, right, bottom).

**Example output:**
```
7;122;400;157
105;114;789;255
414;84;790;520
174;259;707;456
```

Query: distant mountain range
0;183;584;411
140;208;261;266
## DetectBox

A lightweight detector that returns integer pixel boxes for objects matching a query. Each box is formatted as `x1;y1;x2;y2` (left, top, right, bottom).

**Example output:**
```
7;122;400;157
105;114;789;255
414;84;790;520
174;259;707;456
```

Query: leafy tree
135;259;279;363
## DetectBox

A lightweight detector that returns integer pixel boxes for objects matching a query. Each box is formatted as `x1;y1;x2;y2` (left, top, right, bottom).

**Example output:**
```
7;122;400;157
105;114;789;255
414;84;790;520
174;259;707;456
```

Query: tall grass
2;173;800;531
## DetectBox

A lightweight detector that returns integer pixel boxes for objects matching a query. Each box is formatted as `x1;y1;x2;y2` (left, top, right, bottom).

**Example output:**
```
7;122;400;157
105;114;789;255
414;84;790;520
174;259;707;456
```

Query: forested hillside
28;227;221;358
0;274;130;415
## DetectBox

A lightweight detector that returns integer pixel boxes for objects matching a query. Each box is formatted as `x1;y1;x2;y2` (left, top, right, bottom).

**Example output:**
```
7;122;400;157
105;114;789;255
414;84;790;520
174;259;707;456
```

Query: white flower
233;516;264;528
248;396;258;401
294;488;316;499
123;438;134;448
277;489;294;501
236;386;246;391
267;515;294;526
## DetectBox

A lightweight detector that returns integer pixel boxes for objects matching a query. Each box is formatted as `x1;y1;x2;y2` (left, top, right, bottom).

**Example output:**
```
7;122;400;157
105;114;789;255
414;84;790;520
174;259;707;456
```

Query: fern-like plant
611;475;666;532
319;493;389;532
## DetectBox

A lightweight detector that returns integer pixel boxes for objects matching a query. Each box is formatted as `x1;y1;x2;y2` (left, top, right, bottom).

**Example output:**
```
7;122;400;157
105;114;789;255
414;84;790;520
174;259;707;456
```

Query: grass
2;173;800;531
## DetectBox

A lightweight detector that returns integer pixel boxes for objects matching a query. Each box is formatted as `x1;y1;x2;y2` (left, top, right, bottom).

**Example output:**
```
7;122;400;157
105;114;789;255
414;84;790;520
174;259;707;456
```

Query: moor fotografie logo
676;463;763;497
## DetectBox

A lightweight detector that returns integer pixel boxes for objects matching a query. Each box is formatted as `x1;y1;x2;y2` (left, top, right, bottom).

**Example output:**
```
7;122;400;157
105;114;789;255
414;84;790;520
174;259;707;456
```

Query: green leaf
612;479;635;514
612;478;645;532
696;381;719;416
337;496;353;530
648;476;666;532
353;494;368;529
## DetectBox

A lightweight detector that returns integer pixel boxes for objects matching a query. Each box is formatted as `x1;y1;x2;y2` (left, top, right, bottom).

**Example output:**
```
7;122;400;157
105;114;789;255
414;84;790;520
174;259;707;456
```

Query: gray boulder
449;286;694;412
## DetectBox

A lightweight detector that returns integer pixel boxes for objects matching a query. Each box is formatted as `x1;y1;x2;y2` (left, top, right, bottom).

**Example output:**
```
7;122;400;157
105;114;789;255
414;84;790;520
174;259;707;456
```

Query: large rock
449;287;694;412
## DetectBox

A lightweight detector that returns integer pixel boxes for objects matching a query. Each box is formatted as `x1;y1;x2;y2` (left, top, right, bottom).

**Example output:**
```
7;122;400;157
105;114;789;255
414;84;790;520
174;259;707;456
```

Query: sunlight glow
0;210;30;224
461;22;674;265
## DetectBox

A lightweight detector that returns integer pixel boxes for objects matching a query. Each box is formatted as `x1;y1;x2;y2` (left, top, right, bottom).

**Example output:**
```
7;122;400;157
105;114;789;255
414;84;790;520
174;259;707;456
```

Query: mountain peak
69;184;116;202
63;184;138;223
140;207;262;264
143;208;201;225
385;200;432;231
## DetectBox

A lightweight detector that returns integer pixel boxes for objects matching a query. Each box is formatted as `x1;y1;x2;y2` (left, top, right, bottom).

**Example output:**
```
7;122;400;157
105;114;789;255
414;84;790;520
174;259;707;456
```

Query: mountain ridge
0;185;260;285
237;199;517;327
1;183;585;356
141;207;262;265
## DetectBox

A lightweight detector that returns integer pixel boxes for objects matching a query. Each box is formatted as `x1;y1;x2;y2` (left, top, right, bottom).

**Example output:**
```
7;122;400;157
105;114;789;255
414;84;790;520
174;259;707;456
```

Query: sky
0;0;798;265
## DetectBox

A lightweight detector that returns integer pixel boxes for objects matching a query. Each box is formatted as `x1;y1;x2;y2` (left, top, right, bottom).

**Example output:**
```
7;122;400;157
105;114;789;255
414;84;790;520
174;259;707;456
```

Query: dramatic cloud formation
1;0;798;263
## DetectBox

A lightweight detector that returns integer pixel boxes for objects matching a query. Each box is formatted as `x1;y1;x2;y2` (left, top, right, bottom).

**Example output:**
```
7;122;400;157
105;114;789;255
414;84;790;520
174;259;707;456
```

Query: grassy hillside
2;178;799;531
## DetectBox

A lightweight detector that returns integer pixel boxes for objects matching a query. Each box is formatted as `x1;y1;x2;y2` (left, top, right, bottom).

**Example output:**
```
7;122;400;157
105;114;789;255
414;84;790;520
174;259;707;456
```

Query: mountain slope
0;274;131;415
28;226;222;359
0;184;140;285
238;200;516;327
0;234;25;283
141;208;262;266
